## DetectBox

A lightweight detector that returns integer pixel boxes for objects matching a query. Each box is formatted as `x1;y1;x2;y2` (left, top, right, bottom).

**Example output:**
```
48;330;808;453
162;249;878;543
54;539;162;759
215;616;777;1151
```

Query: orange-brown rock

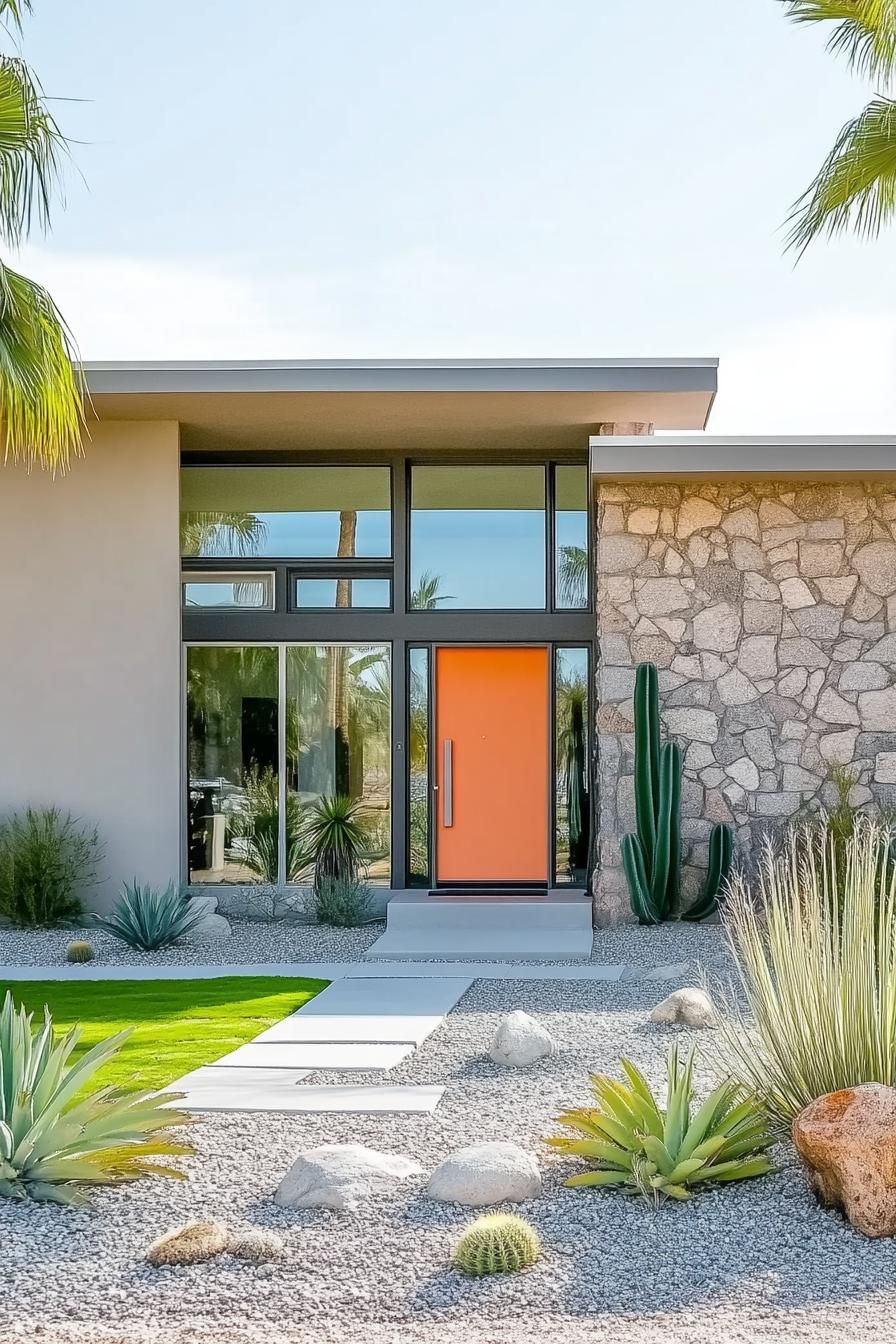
792;1083;896;1238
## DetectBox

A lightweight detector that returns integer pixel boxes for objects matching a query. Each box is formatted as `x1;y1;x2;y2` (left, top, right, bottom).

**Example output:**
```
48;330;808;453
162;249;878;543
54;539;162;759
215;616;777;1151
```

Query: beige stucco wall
0;421;181;912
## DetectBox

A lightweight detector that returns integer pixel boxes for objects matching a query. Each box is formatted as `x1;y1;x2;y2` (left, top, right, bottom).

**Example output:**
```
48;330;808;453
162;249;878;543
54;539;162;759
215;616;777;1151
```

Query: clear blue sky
16;0;896;429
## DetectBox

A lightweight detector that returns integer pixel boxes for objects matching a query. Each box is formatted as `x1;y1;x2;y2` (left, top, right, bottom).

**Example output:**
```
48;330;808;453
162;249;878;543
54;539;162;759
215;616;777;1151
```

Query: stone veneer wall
593;479;896;926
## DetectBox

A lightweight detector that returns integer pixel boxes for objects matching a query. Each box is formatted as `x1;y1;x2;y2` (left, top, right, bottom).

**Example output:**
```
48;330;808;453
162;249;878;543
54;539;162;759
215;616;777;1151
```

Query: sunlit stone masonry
593;480;896;926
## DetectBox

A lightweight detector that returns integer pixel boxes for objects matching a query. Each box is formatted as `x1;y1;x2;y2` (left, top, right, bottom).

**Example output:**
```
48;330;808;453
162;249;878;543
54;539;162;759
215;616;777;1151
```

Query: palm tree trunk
327;511;357;795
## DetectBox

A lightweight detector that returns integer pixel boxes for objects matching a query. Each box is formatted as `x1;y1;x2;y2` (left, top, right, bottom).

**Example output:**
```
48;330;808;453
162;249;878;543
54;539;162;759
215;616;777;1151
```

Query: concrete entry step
365;893;593;962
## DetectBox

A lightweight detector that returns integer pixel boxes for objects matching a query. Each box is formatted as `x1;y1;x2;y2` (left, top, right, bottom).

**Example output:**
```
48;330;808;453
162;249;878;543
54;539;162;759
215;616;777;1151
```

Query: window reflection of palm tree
180;512;267;557
556;670;590;878
557;545;588;608
411;571;454;610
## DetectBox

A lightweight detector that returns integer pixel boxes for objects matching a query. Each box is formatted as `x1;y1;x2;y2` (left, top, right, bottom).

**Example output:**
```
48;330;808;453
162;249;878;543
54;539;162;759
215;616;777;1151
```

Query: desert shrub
65;939;94;964
304;794;369;888
93;882;206;951
452;1214;541;1276
0;991;193;1206
309;876;373;928
0;807;100;927
719;817;896;1127
547;1044;772;1202
232;769;311;882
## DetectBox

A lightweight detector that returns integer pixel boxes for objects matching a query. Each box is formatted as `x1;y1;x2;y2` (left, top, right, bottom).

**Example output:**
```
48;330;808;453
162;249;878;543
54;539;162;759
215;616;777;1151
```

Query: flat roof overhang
82;357;718;454
590;434;896;481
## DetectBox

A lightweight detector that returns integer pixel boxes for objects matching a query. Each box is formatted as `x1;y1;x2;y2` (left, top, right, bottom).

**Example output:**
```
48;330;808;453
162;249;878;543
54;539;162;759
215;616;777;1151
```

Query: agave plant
0;992;193;1206
547;1046;773;1202
303;794;370;888
92;882;206;951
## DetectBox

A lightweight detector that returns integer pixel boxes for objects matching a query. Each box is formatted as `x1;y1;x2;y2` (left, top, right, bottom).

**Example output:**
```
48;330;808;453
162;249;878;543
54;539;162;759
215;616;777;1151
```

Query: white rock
183;912;232;942
274;1144;423;1211
489;1010;555;1068
649;988;716;1029
426;1141;541;1206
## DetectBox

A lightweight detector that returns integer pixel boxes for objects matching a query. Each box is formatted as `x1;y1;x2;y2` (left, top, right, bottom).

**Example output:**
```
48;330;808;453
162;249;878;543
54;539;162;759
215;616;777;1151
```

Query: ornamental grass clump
0;807;100;927
547;1045;773;1203
719;817;896;1129
0;991;194;1207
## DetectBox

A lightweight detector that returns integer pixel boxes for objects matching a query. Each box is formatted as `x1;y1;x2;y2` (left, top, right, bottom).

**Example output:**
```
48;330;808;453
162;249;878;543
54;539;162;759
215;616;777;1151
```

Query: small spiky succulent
65;939;94;963
452;1214;541;1277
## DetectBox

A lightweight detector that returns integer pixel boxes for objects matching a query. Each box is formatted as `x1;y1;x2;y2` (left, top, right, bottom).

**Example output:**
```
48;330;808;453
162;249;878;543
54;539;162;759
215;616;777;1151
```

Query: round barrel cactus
451;1213;541;1277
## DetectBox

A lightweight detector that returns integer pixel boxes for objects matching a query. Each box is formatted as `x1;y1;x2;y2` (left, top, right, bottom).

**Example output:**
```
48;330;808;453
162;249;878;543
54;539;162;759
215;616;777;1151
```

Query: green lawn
5;976;328;1093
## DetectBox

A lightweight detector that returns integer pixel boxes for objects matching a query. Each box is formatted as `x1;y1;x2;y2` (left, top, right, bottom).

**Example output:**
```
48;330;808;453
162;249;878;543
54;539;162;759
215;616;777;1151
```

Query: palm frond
0;261;82;471
787;96;896;251
180;510;267;557
0;2;30;33
0;56;67;244
782;1;896;83
557;544;588;608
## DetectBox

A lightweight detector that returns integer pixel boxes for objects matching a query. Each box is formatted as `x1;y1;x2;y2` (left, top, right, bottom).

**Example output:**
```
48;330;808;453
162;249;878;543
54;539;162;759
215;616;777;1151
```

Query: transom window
180;465;392;558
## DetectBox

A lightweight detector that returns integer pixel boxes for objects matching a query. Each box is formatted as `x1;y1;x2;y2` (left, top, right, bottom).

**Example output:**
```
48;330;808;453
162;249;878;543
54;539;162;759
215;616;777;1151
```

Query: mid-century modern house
3;357;896;958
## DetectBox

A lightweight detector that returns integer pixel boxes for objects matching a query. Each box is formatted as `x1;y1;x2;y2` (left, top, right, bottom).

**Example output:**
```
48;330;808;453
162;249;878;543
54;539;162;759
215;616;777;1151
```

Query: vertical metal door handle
442;738;453;827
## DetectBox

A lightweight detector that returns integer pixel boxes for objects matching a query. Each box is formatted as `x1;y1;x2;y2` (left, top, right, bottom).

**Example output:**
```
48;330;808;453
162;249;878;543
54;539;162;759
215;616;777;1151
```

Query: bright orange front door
435;646;549;883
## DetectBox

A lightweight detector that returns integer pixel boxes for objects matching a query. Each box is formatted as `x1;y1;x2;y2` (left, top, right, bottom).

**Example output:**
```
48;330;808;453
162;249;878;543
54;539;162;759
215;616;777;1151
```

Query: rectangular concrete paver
166;1065;312;1095
252;1012;446;1047
211;1041;414;1071
298;976;474;1016
170;1077;444;1114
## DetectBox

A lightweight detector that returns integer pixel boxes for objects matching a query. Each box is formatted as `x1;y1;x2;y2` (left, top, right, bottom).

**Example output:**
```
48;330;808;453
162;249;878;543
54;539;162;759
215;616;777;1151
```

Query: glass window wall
285;645;391;884
410;465;546;609
554;646;590;885
554;465;589;610
186;646;279;884
181;466;391;558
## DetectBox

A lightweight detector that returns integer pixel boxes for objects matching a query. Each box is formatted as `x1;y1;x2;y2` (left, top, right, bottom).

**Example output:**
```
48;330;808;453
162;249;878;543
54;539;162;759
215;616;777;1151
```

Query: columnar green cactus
681;820;734;922
621;663;682;923
620;662;732;923
451;1214;541;1277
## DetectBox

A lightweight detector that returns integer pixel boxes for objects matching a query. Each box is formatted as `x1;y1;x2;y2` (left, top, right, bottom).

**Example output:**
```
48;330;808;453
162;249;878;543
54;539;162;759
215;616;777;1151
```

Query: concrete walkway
3;958;672;982
166;975;474;1115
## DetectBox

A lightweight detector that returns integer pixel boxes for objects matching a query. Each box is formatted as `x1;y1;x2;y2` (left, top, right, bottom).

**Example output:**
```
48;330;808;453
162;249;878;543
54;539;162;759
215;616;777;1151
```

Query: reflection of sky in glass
295;577;391;608
411;510;546;608
183;580;269;608
246;510;390;557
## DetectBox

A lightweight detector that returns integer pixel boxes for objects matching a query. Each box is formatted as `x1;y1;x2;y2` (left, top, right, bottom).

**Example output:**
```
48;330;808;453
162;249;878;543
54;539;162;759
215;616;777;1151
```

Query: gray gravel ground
0;918;385;966
0;917;731;972
3;962;895;1344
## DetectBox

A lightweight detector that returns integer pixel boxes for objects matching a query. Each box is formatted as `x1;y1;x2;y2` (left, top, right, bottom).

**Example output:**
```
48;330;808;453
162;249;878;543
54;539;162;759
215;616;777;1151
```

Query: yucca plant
0;991;194;1206
303;794;369;889
547;1045;773;1202
92;881;206;951
719;817;896;1128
